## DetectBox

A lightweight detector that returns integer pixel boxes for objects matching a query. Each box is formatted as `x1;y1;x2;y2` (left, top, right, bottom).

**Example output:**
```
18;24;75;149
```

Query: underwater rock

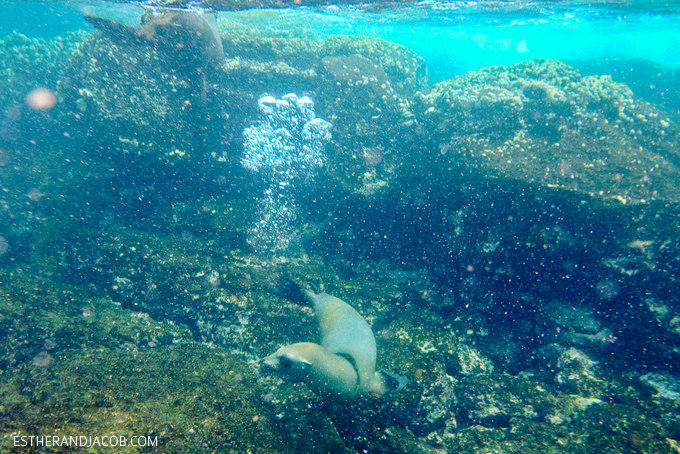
321;35;427;96
572;56;680;124
552;346;607;397
413;59;680;204
7;28;680;209
539;302;617;349
84;10;224;74
4;21;680;454
640;372;680;400
3;343;300;453
58;35;197;163
0;32;84;147
413;366;458;437
457;344;494;376
0;32;84;108
46;218;327;358
314;36;427;196
220;25;322;68
2;26;430;205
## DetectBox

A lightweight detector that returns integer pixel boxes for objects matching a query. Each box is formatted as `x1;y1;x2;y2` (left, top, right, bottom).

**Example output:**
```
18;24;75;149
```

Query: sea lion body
264;278;407;400
305;290;377;394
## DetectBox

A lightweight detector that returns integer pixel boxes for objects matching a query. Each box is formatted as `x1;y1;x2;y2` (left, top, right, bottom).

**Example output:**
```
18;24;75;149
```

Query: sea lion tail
371;370;409;396
381;370;409;393
274;276;312;307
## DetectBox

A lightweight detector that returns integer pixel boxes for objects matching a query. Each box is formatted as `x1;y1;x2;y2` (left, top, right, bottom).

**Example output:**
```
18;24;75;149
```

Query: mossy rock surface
1;344;295;454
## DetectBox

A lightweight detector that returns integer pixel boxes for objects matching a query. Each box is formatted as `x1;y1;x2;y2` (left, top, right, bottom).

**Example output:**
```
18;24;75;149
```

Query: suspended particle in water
517;39;529;53
595;278;620;300
25;88;57;111
363;146;384;167
0;148;10;166
31;351;53;368
27;188;45;201
43;337;57;350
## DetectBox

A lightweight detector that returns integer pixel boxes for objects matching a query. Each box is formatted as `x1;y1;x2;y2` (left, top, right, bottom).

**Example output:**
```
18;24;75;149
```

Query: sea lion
263;277;407;400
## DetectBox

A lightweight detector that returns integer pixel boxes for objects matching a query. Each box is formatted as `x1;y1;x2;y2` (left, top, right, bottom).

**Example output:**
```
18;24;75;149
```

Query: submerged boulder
58;35;199;164
410;59;680;205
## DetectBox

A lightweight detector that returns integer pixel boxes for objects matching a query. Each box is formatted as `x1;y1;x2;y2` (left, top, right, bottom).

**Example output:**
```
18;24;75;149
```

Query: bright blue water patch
0;1;87;38
2;1;679;83
0;1;143;39
228;5;680;82
388;12;680;81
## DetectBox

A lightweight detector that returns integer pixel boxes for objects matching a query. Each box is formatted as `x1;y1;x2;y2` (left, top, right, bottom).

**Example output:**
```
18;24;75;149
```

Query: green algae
0;261;355;453
2;222;680;453
1;344;293;454
0;266;192;369
322;35;428;93
0;266;294;453
0;31;86;104
413;59;680;205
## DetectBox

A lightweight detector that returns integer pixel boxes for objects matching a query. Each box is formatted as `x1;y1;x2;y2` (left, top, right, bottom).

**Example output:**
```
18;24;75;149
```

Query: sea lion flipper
274;276;312;306
371;370;408;396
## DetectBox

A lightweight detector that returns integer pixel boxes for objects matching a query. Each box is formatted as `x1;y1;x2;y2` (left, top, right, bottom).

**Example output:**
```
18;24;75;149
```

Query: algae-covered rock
4;28;680;207
58;35;199;164
314;35;427;196
0;265;193;369
412;59;680;204
1;344;295;454
0;31;85;148
0;31;85;108
322;35;427;96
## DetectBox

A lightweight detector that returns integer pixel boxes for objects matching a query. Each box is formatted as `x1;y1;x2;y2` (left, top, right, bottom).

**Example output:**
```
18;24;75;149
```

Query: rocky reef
1;15;680;454
412;59;680;204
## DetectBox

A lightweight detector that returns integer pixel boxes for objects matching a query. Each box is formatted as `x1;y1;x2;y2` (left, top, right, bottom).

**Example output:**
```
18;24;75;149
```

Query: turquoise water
4;1;680;82
234;5;680;81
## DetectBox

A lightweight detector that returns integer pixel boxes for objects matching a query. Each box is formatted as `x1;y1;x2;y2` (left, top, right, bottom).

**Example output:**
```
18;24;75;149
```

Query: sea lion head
263;342;360;399
262;343;315;382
